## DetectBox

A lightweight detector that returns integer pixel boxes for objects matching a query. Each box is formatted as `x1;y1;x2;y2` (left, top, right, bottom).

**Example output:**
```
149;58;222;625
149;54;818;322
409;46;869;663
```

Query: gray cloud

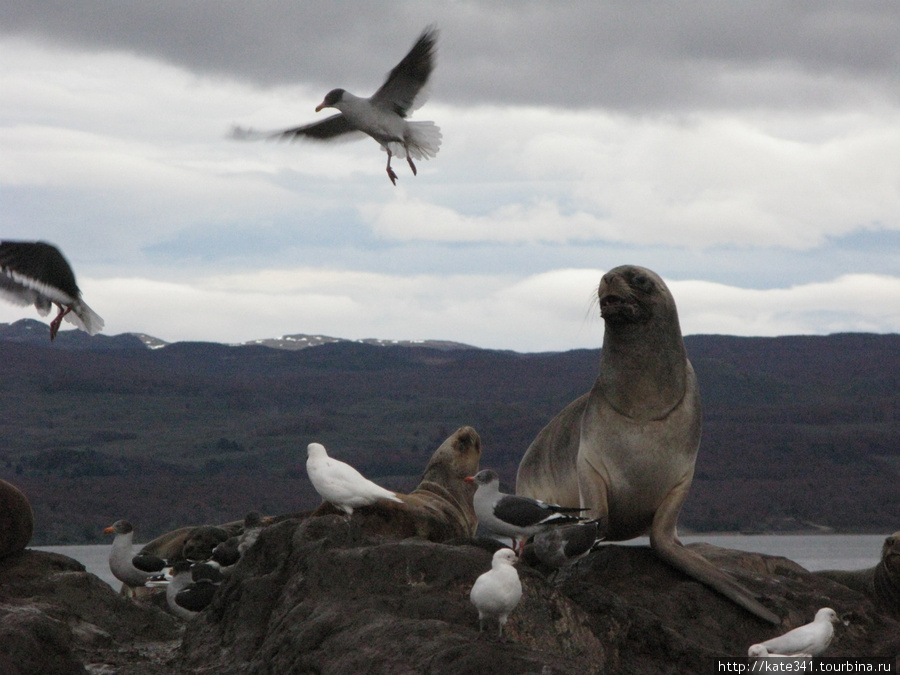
3;1;900;110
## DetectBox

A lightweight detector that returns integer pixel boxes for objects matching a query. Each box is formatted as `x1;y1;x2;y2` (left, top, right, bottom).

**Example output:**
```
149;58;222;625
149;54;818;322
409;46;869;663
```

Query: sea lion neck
596;281;688;420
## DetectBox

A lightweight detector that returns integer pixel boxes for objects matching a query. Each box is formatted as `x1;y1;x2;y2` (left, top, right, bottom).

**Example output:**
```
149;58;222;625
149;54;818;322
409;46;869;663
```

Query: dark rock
558;542;900;673
0;479;33;559
4;528;899;673
177;520;900;674
179;517;601;673
0;549;181;675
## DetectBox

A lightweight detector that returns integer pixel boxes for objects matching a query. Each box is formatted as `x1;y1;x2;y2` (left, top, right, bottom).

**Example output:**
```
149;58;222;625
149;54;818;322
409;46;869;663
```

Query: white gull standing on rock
748;607;840;657
104;520;154;591
747;645;813;658
0;240;104;340
470;548;522;640
466;469;586;554
306;442;403;515
232;27;441;186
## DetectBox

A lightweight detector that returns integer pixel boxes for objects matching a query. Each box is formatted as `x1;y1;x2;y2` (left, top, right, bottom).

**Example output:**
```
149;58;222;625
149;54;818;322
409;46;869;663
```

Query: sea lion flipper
651;487;781;625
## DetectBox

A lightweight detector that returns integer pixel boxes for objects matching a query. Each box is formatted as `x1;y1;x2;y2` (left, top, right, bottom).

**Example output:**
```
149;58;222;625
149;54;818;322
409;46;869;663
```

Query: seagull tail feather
68;300;105;335
392;121;442;160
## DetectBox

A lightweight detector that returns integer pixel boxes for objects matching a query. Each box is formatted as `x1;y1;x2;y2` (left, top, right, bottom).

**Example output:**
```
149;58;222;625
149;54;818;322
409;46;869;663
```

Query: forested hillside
1;320;897;544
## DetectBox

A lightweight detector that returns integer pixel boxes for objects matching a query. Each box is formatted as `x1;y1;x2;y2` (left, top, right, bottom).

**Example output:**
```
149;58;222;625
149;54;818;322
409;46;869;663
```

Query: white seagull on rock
105;520;154;591
470;548;523;640
306;442;403;516
747;645;813;659
233;27;441;185
0;240;104;340
748;607;840;657
466;469;587;554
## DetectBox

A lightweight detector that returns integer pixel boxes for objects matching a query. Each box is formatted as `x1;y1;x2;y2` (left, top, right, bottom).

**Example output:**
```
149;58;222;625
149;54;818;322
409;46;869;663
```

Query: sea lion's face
882;531;900;576
450;426;482;478
598;265;670;325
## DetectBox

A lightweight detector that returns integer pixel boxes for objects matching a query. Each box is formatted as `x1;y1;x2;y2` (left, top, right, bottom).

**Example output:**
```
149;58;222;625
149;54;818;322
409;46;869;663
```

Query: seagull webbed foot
385;150;398;185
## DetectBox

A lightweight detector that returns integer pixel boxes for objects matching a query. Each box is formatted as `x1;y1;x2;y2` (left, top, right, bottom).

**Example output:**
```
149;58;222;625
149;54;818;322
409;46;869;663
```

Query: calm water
35;534;886;591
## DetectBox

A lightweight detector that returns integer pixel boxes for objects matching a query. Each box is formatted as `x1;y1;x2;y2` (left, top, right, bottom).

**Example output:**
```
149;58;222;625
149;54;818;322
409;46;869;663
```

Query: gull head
316;88;345;112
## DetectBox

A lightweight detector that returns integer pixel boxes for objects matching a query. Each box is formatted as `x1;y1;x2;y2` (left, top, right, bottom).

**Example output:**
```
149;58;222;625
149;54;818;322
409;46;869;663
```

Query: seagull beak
315;101;327;112
464;476;475;483
103;526;115;534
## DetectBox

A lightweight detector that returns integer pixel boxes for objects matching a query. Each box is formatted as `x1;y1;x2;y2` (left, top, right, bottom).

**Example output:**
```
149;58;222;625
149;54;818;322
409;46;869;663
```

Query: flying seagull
0;240;104;340
306;442;403;516
748;607;840;657
465;469;587;554
469;548;522;640
233;27;441;185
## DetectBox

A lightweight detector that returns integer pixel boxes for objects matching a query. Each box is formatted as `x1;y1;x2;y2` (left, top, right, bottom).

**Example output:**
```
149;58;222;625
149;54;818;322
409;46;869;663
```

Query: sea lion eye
632;273;652;291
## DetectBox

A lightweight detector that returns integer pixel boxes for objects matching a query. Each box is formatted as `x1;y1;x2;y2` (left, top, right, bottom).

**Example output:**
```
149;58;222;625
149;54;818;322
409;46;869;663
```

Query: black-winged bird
233;27;441;185
0;240;103;340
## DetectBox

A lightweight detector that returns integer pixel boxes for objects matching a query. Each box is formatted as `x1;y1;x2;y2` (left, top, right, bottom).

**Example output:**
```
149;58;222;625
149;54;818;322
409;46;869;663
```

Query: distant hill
0;318;897;545
0;319;478;353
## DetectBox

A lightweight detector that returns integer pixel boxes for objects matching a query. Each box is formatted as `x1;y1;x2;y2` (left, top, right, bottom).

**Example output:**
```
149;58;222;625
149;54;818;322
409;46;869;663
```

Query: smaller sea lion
313;426;482;541
0;479;33;559
815;531;900;617
139;524;231;563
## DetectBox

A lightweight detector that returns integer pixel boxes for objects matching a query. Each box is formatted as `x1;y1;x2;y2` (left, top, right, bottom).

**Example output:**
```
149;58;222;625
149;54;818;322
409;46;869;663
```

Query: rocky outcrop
2;525;899;674
179;517;603;674
0;479;33;559
0;549;181;675
177;517;900;674
559;542;900;673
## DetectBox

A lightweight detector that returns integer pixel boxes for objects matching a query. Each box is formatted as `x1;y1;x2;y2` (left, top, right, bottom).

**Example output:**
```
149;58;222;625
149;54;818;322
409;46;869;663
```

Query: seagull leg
515;538;525;557
49;304;73;340
405;147;417;176
385;150;398;185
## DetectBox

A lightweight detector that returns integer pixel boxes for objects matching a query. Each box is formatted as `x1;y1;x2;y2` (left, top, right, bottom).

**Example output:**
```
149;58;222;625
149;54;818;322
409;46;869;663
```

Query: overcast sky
1;1;899;351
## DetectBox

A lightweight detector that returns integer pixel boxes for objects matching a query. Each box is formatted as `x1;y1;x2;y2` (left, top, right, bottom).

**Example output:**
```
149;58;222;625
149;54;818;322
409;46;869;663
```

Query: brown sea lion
312;425;482;541
139;524;232;563
0;479;33;559
815;531;900;617
516;265;780;624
